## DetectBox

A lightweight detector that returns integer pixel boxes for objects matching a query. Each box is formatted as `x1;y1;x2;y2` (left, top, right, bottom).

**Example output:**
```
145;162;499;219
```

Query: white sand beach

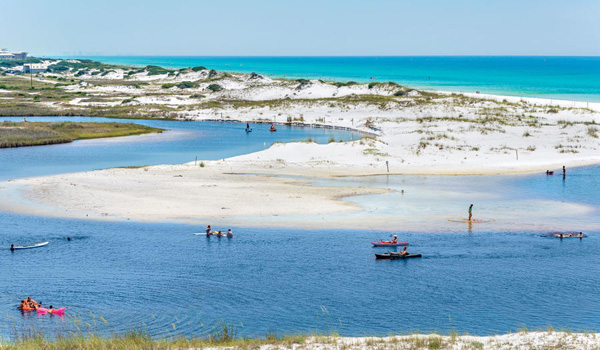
1;62;600;229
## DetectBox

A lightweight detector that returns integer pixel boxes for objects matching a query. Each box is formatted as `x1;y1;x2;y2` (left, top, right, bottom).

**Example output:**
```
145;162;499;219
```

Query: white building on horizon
0;49;28;61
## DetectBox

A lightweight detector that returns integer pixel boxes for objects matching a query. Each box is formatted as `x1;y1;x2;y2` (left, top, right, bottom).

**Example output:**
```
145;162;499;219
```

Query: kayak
553;233;586;239
11;241;49;250
375;253;422;260
372;241;408;247
37;307;65;315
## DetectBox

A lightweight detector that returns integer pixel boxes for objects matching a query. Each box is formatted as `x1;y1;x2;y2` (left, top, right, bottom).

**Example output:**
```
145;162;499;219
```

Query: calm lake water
1;117;599;339
0;117;358;180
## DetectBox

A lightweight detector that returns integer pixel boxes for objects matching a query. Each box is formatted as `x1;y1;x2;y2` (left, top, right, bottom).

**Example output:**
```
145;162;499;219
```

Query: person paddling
392;235;398;244
468;204;473;221
392;246;408;256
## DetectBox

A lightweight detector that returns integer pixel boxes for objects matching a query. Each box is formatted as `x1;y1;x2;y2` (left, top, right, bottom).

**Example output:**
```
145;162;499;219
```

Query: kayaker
468;204;473;221
391;246;408;256
392;235;398;243
400;246;408;256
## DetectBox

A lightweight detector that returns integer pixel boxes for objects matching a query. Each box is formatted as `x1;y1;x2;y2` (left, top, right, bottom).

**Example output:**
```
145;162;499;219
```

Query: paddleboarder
468;204;473;221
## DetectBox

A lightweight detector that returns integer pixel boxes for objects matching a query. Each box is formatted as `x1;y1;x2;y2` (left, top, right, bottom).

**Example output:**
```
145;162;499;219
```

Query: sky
1;0;599;56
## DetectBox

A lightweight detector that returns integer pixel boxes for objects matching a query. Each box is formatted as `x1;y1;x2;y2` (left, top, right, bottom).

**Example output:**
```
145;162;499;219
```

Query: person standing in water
468;204;473;221
563;166;566;179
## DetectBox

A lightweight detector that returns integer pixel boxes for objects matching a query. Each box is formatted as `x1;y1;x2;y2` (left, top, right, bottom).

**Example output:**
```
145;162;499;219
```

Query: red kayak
372;241;408;247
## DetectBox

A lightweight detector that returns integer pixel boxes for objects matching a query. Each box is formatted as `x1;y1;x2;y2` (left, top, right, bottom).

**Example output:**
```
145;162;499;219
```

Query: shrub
161;83;176;89
394;90;405;96
190;94;205;99
207;83;222;92
333;81;358;88
192;66;207;71
145;65;170;75
176;81;198;89
209;69;218;78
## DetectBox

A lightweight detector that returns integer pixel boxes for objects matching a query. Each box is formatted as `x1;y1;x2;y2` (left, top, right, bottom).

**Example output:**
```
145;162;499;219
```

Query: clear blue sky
2;0;599;56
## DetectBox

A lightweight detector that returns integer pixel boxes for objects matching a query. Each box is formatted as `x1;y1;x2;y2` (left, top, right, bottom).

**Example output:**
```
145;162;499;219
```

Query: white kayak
11;241;49;250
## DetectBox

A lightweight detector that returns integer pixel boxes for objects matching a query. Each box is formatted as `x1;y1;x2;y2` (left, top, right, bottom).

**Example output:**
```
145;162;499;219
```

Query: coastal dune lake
1;117;599;339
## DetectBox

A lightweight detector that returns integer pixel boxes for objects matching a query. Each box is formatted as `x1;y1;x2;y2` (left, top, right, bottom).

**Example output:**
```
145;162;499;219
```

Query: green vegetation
161;81;198;89
191;66;207;71
207;83;223;92
0;121;163;148
333;81;358;88
145;65;172;76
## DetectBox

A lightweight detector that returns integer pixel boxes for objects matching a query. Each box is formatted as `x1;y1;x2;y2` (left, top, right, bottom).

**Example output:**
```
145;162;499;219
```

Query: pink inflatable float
37;307;66;315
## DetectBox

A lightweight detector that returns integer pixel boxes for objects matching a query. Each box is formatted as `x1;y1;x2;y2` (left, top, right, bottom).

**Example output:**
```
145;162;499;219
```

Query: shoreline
66;55;600;106
1;158;597;232
4;330;600;350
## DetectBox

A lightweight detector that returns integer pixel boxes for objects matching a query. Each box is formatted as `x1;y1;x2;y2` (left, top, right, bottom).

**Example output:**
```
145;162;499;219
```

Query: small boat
11;241;49;250
37;307;65;315
269;126;277;132
372;241;408;247
375;253;422;260
19;306;37;311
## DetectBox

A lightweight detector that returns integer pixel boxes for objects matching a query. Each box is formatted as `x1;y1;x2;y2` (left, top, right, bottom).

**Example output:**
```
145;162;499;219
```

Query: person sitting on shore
227;229;233;237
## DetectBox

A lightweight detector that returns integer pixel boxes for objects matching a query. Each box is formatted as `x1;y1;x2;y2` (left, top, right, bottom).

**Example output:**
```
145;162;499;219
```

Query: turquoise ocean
72;56;600;102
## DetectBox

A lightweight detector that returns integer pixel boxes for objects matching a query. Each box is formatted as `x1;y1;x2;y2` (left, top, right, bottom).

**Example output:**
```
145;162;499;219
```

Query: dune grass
0;121;163;148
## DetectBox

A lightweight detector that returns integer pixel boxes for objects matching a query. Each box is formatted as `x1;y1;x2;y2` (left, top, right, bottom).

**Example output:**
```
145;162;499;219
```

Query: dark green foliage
207;83;222;92
394;90;405;96
192;66;207;71
144;65;171;76
177;81;198;89
333;81;358;88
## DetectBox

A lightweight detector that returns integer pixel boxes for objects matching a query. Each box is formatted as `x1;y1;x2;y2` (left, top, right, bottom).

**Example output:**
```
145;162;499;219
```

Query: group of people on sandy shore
205;225;233;237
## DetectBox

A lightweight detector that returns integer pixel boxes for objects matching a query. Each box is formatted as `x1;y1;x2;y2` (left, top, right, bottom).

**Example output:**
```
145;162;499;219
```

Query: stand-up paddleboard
11;241;49;250
448;219;495;223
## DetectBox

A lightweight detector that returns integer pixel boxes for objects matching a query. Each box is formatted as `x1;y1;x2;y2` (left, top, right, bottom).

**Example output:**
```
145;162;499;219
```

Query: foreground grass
0;121;163;148
3;329;308;350
4;330;600;350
